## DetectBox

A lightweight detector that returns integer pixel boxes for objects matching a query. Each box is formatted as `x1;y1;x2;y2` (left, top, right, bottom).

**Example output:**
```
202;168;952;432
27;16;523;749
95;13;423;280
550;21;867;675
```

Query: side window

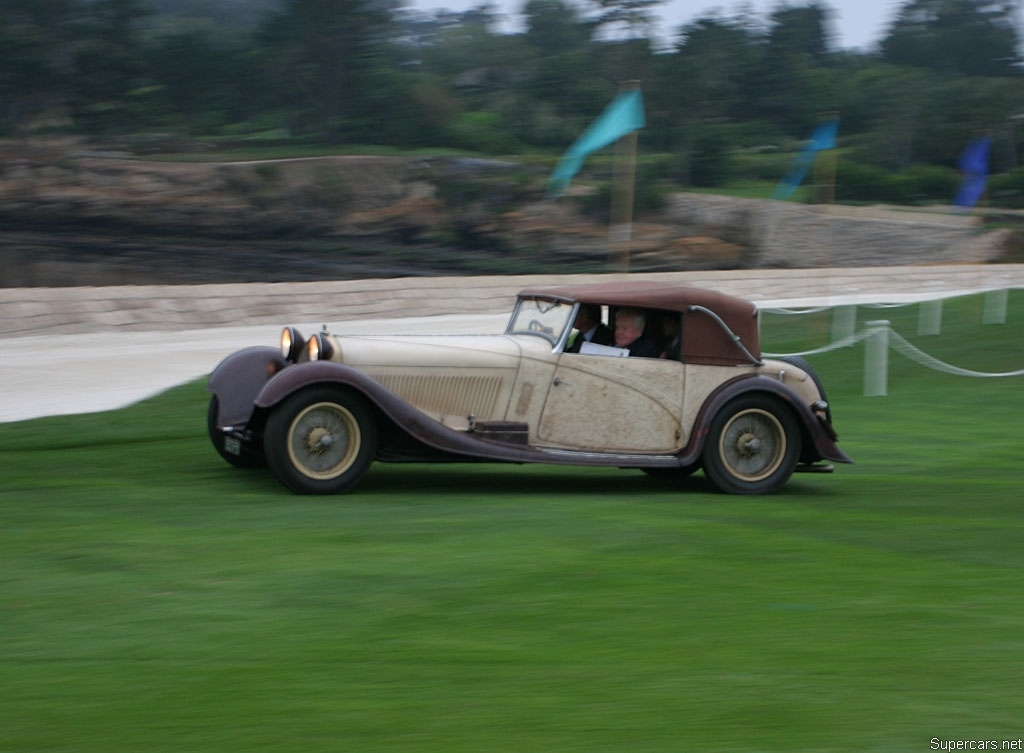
634;309;682;361
565;303;613;353
658;312;682;361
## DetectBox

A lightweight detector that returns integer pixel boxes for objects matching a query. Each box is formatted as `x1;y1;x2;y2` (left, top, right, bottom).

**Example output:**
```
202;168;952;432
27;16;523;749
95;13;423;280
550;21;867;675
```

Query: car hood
323;334;537;428
332;333;527;368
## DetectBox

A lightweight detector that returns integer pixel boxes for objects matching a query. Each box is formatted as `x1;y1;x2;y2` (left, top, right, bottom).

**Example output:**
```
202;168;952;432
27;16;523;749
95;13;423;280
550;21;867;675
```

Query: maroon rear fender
680;375;852;466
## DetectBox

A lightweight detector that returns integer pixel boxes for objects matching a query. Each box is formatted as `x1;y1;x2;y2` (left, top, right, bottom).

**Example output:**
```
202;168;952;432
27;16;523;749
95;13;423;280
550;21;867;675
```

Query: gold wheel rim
286;402;361;481
718;408;786;483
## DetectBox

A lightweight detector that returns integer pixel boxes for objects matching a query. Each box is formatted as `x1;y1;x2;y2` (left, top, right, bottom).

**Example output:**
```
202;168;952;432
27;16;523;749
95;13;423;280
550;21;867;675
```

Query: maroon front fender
253;361;535;463
254;360;388;411
254;361;478;452
208;346;288;428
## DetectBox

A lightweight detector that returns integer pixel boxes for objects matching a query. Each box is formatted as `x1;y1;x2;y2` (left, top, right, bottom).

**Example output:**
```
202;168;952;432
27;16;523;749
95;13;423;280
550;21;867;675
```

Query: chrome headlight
307;332;335;361
281;326;305;362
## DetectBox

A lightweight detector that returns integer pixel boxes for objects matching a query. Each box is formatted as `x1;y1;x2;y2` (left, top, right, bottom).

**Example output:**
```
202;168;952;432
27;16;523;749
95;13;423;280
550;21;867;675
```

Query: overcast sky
409;0;903;51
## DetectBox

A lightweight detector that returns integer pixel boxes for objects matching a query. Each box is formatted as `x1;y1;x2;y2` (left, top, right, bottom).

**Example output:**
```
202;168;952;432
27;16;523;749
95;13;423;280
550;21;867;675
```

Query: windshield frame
505;296;576;349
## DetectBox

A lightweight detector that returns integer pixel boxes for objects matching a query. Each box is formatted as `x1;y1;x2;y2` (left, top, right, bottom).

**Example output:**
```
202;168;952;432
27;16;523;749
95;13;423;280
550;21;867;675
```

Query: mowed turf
2;292;1022;752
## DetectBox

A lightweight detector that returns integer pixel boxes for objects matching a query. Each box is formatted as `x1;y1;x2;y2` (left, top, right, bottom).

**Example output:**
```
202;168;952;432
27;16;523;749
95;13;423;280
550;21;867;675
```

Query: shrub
989;168;1024;208
689;129;734;188
835;160;959;204
834;160;901;202
902;164;960;203
447;112;520;155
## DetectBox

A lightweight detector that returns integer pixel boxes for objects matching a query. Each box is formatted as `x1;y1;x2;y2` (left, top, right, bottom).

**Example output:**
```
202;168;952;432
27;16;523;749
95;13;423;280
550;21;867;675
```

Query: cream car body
208;281;850;495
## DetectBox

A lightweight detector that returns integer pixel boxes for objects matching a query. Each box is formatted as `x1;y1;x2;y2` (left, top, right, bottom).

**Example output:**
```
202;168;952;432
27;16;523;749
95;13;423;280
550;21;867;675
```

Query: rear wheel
264;387;377;494
703;395;800;494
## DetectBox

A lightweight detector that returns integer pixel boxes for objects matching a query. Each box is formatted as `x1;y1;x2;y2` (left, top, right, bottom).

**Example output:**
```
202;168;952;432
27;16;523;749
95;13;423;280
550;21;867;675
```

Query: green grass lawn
2;292;1023;752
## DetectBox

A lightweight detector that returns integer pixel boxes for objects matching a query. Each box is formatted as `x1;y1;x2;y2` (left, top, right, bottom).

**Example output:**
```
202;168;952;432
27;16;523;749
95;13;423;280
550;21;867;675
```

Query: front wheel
703;395;800;495
264;387;378;495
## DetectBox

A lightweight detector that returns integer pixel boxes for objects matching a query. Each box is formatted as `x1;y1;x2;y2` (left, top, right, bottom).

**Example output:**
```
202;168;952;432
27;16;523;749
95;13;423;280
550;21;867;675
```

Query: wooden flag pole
608;81;641;273
813;111;838;205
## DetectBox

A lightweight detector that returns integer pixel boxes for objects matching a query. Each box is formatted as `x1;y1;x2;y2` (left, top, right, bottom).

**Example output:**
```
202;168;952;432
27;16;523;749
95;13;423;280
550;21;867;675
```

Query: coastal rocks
0;141;1013;288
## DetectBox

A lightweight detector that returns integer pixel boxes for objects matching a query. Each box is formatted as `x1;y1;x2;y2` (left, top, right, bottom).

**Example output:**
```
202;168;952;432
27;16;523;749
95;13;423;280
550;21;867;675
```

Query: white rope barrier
762;330;870;358
765;306;835;316
766;323;1024;378
761;286;1024;318
861;302;914;309
888;329;1024;378
764;314;1024;396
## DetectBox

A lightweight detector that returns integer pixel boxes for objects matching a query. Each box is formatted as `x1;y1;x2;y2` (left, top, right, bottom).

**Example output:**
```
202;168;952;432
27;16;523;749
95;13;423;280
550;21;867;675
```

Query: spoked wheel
703;395;800;495
264;387;377;495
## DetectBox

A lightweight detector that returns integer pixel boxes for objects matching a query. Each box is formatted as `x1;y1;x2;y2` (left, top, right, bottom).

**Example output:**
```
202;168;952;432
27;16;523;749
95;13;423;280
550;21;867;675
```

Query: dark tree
586;0;665;38
675;15;761;121
523;0;593;52
881;0;1022;76
747;4;839;132
260;0;396;138
70;0;154;132
0;0;82;130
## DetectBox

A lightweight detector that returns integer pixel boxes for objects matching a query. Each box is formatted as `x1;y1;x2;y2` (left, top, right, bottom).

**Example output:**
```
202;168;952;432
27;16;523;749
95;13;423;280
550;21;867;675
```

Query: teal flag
548;89;646;196
772;117;838;201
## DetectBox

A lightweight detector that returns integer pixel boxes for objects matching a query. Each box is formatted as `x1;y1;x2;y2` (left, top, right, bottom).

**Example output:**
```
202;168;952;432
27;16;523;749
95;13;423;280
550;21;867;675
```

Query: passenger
613;308;659;358
565;304;613;353
660;315;681;360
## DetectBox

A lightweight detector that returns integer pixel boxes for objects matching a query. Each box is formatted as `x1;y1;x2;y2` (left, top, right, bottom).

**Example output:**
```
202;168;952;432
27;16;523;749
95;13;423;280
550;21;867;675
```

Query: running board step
794;463;835;474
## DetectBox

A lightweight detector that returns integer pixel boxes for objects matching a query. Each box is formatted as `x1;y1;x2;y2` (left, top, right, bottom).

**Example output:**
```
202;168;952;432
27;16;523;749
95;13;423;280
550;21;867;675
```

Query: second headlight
307;332;336;361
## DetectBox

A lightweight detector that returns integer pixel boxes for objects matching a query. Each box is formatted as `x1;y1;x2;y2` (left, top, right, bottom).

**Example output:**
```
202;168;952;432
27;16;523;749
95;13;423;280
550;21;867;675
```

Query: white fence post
864;320;890;397
832;305;857;344
918;299;943;336
983;289;1008;325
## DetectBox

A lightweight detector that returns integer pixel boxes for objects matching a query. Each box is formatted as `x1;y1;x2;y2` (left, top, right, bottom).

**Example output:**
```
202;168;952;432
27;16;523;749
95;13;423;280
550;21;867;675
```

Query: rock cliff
0;139;1012;287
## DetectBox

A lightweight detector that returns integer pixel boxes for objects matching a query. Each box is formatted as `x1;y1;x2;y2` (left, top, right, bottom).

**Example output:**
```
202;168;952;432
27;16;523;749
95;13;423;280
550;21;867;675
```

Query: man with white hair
613;308;659;358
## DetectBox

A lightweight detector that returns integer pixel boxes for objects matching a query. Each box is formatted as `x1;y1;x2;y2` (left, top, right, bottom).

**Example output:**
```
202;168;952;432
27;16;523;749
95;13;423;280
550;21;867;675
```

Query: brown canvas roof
518;281;761;365
518;281;754;315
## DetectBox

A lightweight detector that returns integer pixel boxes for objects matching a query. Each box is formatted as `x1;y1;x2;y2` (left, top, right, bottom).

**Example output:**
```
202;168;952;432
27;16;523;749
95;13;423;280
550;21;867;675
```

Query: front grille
368;372;504;418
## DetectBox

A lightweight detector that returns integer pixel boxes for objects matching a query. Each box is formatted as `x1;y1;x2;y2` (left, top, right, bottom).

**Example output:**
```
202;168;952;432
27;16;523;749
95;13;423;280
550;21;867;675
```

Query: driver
565;304;613;353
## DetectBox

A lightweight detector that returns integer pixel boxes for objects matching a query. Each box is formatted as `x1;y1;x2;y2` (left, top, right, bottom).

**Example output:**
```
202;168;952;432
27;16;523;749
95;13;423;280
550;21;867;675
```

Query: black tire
208;396;265;469
263;387;378;495
702;394;801;495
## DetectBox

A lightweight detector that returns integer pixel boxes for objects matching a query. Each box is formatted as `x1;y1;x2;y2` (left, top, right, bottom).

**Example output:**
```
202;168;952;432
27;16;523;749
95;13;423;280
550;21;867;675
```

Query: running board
794;463;835;474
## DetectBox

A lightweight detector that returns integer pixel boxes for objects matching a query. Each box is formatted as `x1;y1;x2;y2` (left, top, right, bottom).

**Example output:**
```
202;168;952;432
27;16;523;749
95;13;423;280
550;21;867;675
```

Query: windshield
506;297;574;346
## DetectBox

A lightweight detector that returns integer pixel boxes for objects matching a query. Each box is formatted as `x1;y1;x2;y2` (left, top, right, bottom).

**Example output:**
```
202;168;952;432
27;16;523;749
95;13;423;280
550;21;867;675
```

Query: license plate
223;436;242;456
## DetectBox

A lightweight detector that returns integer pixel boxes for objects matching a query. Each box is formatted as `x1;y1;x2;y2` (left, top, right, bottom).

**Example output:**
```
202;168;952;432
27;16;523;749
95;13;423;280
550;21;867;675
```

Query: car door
535;353;685;453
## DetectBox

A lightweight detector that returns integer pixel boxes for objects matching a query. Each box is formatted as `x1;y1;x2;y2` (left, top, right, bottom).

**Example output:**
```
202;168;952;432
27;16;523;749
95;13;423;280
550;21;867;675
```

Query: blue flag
548;89;646;196
772;117;839;201
953;135;991;208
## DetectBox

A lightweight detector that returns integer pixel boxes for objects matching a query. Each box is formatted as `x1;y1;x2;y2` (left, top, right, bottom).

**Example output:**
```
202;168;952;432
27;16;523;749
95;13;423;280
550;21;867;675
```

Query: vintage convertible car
207;281;850;495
